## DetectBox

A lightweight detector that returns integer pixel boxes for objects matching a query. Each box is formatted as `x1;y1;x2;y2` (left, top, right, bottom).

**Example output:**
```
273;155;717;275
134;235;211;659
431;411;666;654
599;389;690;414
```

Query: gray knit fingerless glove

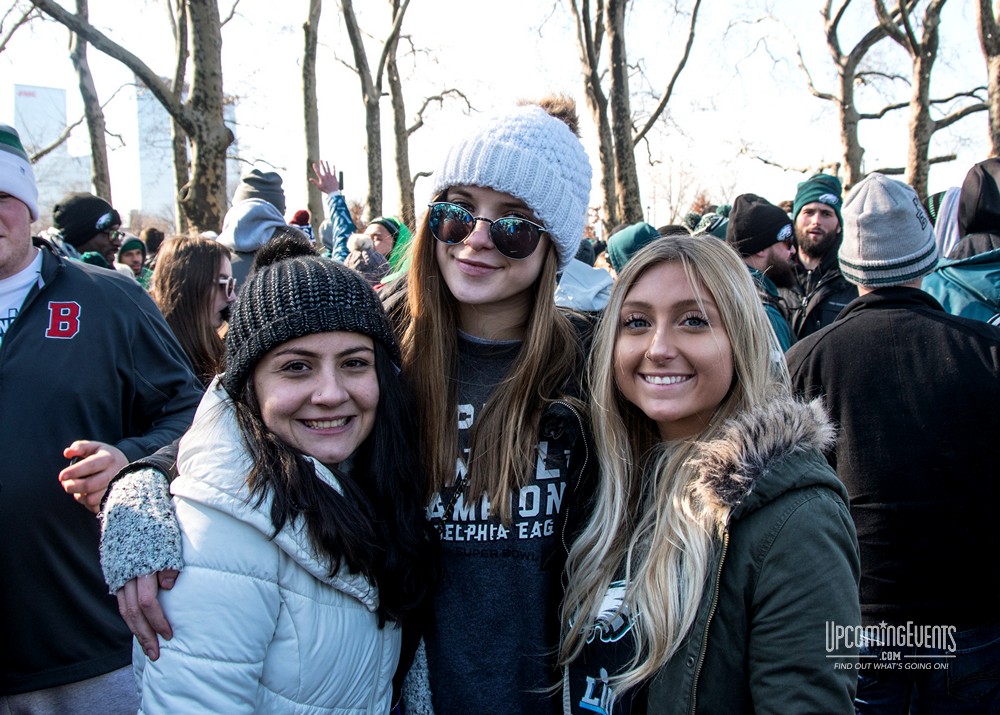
401;639;436;715
99;467;183;593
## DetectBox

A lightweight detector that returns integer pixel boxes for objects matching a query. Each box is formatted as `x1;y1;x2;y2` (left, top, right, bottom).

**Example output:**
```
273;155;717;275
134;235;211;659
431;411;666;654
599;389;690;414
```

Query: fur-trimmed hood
691;397;842;522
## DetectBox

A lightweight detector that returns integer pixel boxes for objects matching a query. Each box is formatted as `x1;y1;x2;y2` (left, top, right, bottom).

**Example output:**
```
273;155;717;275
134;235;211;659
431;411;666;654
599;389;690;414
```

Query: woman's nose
312;372;348;404
464;218;494;250
644;330;676;361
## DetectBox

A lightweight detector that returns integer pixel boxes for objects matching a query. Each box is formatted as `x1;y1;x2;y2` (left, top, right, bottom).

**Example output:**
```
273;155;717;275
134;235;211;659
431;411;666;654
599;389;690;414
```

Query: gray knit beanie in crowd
232;168;286;215
222;235;399;395
430;102;592;270
838;173;939;288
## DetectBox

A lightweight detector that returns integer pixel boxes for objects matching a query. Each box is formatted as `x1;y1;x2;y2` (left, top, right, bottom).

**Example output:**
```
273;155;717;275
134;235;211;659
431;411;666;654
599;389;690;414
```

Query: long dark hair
151;237;230;385
232;342;436;626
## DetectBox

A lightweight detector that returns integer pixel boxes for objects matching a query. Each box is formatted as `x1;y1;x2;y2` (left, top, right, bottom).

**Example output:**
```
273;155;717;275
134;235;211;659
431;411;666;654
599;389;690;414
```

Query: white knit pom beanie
430;103;593;270
838;173;939;288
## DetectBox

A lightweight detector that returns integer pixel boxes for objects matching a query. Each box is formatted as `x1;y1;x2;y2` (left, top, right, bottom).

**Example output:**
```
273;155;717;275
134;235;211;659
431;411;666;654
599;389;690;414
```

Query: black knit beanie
232;168;286;215
726;193;793;257
52;192;120;248
223;235;399;395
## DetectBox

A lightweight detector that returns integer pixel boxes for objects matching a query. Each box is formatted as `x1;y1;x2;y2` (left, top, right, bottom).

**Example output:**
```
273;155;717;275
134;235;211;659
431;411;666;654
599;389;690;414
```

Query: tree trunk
977;0;1000;157
606;0;642;223
989;53;1000;157
31;0;233;232
568;0;620;234
838;67;864;191
388;54;413;227
169;0;191;234
340;0;388;221
69;0;112;201
303;0;323;240
907;47;935;200
176;0;230;231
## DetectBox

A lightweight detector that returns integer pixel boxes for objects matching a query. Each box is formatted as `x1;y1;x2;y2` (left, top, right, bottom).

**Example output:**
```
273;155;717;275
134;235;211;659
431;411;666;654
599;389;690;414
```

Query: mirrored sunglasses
427;202;546;260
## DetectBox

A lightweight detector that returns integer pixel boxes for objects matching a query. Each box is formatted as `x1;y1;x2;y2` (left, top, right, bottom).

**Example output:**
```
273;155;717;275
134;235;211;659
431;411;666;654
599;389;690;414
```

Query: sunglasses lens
490;218;541;260
430;203;474;244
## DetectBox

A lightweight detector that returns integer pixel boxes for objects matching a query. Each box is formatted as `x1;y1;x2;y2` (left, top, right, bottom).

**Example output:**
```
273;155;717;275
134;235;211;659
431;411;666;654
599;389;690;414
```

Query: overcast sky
1;0;988;228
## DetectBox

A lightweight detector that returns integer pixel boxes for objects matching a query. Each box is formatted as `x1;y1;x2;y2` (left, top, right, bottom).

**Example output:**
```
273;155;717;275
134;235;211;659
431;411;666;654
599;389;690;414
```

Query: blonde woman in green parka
560;236;861;714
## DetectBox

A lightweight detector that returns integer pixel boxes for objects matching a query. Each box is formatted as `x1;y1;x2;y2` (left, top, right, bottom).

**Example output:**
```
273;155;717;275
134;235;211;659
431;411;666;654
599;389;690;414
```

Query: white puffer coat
133;380;400;714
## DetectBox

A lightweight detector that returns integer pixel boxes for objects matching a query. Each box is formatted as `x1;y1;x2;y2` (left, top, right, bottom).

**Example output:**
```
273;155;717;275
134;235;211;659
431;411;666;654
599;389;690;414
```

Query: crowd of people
1;91;998;715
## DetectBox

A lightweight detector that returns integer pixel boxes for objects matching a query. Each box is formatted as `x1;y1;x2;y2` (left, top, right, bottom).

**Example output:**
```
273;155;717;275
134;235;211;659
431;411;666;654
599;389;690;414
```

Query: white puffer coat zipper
133;380;400;714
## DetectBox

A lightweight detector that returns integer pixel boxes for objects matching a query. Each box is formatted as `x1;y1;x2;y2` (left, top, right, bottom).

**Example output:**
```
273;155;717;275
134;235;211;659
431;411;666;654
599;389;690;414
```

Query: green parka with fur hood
645;397;860;715
563;398;861;715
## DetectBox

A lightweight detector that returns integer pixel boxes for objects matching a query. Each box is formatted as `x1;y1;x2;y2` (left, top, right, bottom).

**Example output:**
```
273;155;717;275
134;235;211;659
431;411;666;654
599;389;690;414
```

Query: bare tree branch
858;101;909;120
870;154;955;175
372;0;409;95
29;0;186;124
933;102;988;131
750;152;841;176
633;0;701;144
219;0;240;27
29;83;130;162
929;88;988;104
796;42;837;101
0;5;36;54
406;89;472;136
856;70;909;84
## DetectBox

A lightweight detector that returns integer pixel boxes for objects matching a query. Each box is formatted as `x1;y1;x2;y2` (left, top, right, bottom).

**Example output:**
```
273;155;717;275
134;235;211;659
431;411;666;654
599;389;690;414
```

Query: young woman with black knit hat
129;236;435;712
101;95;594;715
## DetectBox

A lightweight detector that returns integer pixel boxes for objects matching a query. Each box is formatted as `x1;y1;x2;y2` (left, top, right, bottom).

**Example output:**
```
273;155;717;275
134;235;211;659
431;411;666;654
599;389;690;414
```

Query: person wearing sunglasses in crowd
150;237;237;388
724;193;798;352
391;95;595;714
99;94;595;715
125;234;436;712
44;192;126;267
559;236;860;714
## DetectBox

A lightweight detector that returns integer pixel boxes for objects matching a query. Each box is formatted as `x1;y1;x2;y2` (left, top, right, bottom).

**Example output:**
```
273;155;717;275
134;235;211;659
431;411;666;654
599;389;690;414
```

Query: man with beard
725;193;797;351
784;173;858;338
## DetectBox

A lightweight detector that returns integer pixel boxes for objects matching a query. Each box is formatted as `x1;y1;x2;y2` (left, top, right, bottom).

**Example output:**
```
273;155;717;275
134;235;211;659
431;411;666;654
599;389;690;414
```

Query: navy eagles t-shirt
423;333;571;715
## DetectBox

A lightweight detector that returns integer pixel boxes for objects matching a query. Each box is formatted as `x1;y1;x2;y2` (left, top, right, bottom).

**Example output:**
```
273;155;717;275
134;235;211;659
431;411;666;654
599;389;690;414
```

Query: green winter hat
117;236;146;262
793;173;844;228
606;222;660;273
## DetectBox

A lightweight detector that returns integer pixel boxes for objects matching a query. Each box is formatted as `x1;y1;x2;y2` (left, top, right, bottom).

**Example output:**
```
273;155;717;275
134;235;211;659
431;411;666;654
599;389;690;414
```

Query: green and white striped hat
838;173;938;288
0;123;39;221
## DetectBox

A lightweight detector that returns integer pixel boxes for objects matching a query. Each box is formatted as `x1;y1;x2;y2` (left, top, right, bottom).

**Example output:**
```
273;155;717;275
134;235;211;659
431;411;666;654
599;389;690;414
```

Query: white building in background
12;81;240;232
133;79;241;228
13;84;91;226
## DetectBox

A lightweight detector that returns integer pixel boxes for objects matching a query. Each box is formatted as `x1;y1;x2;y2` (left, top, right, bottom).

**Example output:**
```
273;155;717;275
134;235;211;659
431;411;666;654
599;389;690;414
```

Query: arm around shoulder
134;497;281;713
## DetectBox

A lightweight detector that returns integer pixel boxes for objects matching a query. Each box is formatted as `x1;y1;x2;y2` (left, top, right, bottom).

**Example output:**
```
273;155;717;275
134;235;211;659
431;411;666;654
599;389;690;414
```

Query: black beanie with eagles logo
725;193;793;257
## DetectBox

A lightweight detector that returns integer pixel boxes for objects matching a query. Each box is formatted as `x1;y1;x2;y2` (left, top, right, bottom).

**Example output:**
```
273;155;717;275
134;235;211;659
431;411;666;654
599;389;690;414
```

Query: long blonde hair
400;211;583;521
559;236;788;691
